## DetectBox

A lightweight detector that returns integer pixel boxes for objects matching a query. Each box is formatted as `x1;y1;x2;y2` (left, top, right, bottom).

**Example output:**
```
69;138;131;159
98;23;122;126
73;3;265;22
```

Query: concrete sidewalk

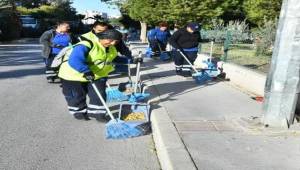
141;57;300;170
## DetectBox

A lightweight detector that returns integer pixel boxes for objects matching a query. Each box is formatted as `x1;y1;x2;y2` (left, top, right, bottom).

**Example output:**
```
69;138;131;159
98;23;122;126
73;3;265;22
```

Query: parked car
19;15;39;29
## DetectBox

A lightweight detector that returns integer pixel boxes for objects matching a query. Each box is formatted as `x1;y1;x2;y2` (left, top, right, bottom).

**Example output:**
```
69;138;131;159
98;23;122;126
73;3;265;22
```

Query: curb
222;62;266;96
145;69;197;170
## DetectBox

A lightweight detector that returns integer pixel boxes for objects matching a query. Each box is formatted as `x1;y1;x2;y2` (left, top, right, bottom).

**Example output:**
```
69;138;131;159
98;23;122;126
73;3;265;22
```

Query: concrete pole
262;0;300;128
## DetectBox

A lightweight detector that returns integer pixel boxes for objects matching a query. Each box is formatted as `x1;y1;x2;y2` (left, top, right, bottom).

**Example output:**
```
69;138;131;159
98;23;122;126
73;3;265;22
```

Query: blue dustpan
129;93;150;103
193;71;212;85
203;61;219;78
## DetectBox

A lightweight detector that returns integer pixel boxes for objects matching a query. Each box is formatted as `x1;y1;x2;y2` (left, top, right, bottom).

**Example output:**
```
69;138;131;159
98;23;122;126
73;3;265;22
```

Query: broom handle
127;59;132;82
91;82;115;121
178;50;200;73
157;42;162;52
134;61;141;94
134;52;142;94
106;82;111;89
209;41;214;63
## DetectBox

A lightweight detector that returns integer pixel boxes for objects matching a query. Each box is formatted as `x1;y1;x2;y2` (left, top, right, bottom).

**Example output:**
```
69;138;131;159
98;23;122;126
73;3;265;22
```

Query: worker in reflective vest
58;29;121;121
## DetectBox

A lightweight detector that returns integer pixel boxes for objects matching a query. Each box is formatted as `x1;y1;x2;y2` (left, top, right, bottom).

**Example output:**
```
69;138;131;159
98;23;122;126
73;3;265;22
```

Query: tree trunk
140;21;147;43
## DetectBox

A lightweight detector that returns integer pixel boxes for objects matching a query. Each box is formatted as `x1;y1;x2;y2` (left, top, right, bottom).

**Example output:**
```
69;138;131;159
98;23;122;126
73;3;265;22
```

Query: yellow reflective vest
58;39;118;82
81;31;98;43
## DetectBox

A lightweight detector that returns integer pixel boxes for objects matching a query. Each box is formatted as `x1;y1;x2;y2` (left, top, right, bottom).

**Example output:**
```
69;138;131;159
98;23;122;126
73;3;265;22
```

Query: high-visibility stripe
182;65;192;67
68;106;80;110
46;73;57;76
69;109;87;115
46;70;56;73
88;104;105;109
87;109;106;114
182;68;191;71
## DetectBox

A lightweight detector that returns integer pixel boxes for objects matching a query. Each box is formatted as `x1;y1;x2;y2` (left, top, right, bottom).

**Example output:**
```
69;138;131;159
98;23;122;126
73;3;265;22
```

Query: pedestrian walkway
142;57;300;170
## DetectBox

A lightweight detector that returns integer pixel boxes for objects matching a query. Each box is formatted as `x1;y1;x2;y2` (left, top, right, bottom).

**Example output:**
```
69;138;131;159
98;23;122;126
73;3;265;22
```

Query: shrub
253;19;277;56
0;9;22;41
201;20;253;44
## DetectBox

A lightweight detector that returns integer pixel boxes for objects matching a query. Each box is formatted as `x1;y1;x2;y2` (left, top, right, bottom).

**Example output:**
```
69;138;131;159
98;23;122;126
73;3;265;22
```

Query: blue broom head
192;71;212;84
105;119;143;139
129;93;150;103
106;88;129;102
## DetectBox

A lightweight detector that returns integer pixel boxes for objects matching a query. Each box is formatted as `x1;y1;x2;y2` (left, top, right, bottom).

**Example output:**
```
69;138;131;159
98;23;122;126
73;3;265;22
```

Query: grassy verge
200;43;271;73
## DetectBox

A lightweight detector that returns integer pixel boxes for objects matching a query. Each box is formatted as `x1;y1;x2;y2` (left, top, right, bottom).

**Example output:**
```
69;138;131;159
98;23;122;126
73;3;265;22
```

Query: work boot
87;113;107;122
182;71;192;77
176;69;184;77
73;113;91;121
47;78;55;83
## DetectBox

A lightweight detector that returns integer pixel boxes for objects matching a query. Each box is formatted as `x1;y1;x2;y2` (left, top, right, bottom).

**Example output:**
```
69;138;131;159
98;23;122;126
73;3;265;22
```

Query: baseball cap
96;29;122;41
187;22;200;32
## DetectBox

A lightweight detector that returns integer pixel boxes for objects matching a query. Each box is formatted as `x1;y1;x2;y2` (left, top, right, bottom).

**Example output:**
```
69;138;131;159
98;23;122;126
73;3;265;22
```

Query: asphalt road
0;39;160;170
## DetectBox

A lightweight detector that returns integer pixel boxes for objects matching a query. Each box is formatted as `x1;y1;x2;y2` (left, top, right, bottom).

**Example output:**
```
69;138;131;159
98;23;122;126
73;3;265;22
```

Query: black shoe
73;113;91;121
87;113;107;122
47;78;55;83
184;72;192;77
176;70;184;77
181;71;192;77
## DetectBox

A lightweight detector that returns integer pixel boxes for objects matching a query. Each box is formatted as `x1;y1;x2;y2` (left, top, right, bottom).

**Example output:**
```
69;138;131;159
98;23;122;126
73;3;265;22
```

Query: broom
118;59;134;92
158;43;170;61
177;50;212;84
129;54;150;103
91;81;142;139
106;82;128;103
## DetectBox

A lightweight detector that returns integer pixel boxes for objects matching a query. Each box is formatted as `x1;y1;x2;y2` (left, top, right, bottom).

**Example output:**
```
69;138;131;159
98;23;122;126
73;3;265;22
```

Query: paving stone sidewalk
142;57;300;170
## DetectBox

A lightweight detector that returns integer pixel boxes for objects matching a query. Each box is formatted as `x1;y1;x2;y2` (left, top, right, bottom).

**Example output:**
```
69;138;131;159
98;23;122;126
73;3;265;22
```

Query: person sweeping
58;29;123;121
168;22;201;77
80;21;133;61
147;22;171;57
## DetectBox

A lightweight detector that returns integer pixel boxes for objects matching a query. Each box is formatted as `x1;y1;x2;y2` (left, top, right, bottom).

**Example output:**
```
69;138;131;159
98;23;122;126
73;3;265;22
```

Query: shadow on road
0;54;43;66
0;67;44;79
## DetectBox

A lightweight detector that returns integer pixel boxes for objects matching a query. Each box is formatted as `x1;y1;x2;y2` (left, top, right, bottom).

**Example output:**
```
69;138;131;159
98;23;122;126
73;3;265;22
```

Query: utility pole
263;0;300;128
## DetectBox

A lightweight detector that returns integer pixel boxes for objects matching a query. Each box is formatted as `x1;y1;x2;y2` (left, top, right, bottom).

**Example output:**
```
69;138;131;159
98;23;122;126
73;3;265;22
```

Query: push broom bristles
106;83;128;102
91;82;143;140
193;71;212;84
106;87;129;102
105;119;142;139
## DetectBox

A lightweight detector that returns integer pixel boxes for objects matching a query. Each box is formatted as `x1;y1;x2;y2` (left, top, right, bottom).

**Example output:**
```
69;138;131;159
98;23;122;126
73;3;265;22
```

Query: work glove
83;71;95;82
133;57;143;64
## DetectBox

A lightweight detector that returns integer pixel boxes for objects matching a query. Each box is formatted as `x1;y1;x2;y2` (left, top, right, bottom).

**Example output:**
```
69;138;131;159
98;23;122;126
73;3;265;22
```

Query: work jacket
58;40;118;82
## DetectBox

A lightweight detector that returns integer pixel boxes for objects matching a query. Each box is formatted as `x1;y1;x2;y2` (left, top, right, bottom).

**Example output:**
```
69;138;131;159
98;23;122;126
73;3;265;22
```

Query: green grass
200;43;271;73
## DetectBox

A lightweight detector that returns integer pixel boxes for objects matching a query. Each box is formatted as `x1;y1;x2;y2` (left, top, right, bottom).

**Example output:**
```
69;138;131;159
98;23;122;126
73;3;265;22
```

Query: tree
166;0;223;26
17;0;77;20
243;0;282;26
0;0;16;9
220;0;245;23
16;0;49;8
0;0;22;41
122;0;160;42
118;12;140;29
